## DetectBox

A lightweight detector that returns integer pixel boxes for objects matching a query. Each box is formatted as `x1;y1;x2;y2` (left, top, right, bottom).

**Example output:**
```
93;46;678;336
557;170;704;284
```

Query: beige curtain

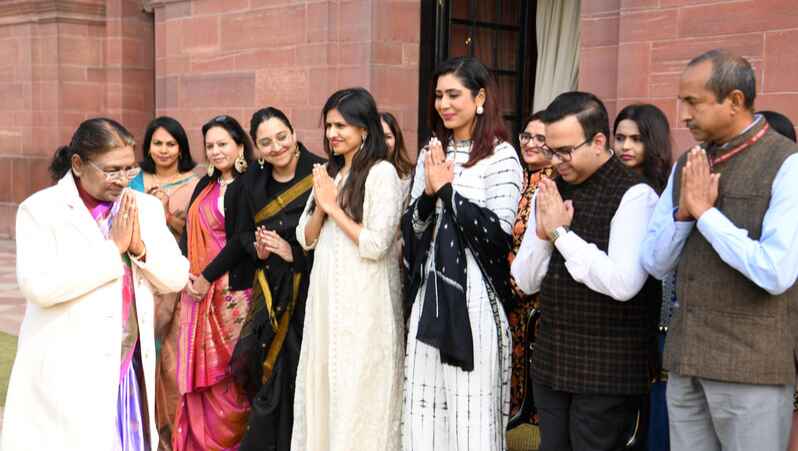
533;0;581;112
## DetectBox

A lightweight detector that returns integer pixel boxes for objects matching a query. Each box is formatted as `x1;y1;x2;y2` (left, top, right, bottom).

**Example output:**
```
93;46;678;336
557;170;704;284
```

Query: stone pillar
106;0;156;148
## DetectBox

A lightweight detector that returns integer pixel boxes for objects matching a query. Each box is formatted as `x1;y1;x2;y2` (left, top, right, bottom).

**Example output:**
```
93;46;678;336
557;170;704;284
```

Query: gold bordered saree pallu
233;173;314;451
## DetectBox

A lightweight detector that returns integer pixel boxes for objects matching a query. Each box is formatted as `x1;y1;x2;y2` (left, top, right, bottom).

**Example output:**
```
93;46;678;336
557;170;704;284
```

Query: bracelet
129;246;146;260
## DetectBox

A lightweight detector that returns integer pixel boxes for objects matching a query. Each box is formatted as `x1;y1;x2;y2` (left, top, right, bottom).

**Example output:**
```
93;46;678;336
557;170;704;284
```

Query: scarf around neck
402;182;514;371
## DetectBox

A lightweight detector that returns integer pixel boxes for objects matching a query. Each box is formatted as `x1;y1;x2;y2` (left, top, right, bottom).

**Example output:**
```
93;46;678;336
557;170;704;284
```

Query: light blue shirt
641;153;798;295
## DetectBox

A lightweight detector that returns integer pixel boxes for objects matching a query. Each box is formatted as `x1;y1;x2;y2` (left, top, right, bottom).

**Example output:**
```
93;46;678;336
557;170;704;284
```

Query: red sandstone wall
0;0;154;238
579;0;798;157
12;0;798;238
151;0;420;165
0;0;420;238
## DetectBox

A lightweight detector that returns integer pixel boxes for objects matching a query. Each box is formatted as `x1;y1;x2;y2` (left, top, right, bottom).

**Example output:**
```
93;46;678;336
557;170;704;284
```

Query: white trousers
667;372;794;451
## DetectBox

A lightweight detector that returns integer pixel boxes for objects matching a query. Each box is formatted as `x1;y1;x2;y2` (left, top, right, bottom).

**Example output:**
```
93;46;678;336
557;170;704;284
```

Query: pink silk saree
173;182;251;451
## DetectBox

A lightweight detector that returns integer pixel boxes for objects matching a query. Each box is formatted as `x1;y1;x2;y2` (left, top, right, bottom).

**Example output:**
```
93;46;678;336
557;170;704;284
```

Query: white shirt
511;183;658;301
640;154;798;295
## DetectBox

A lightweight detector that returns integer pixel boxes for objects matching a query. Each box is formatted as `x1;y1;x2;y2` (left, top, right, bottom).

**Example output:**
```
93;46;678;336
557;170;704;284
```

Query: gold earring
207;164;215;177
234;153;248;173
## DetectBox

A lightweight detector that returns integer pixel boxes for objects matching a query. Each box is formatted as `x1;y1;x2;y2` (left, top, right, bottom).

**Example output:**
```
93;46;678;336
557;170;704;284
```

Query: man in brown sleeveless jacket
512;92;660;451
642;49;798;451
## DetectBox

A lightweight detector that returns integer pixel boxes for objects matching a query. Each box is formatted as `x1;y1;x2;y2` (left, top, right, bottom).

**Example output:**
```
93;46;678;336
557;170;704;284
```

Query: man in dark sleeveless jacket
641;49;798;451
512;92;660;451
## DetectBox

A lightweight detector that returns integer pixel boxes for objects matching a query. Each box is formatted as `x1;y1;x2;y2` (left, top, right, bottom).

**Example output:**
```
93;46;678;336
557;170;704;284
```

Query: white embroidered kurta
389;176;414;306
292;161;405;451
402;140;523;451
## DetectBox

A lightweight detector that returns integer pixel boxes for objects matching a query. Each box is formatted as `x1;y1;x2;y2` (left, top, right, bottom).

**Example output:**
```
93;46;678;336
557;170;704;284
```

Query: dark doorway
417;0;538;148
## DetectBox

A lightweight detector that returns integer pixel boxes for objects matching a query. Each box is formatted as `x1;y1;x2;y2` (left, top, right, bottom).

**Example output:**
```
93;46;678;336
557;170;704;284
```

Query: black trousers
533;382;641;451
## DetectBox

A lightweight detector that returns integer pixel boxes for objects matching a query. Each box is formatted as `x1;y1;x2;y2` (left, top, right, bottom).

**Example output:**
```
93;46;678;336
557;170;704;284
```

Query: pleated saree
173;182;252;451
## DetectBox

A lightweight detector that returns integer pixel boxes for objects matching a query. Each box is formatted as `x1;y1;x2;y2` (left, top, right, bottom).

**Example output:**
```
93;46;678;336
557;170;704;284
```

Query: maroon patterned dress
507;167;554;420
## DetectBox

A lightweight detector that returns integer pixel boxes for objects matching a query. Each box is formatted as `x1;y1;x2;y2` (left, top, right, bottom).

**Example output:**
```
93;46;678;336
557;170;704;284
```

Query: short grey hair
687;49;756;110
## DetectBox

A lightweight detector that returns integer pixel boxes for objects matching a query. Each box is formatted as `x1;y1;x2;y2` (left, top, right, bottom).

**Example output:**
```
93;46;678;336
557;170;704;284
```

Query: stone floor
0;240;23;337
0;239;22;436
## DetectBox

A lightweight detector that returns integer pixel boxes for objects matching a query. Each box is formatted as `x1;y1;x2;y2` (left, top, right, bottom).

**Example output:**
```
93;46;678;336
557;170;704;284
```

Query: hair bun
48;145;75;181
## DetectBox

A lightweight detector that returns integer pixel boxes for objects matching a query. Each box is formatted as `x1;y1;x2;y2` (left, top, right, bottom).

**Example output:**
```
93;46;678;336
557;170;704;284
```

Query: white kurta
402;141;523;451
292;161;405;451
1;173;190;451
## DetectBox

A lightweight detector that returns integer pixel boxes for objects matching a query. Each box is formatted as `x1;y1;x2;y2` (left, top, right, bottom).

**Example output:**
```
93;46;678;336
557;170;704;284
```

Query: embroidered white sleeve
358;162;403;261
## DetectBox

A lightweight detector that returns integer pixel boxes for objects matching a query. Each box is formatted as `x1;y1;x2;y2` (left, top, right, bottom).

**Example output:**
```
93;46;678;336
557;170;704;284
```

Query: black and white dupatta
402;182;514;372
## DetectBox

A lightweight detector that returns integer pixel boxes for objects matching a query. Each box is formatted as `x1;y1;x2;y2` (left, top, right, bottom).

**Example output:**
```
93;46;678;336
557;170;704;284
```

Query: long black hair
321;88;387;223
613;103;672;193
380;111;414;179
49;117;135;181
201;114;254;178
140;116;196;174
428;56;509;168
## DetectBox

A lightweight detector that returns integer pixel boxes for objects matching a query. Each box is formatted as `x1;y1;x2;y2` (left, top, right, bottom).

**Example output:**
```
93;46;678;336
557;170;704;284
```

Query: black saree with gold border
231;144;325;451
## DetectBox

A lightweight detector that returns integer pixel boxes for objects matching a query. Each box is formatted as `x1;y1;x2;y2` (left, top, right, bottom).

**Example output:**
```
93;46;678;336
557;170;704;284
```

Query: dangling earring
258;158;265;169
234;152;248;173
476;105;484;115
359;134;367;151
207;164;215;177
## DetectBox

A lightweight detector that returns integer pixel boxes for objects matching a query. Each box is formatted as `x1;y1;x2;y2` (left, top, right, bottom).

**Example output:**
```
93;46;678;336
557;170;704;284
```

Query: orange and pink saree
173;182;251;451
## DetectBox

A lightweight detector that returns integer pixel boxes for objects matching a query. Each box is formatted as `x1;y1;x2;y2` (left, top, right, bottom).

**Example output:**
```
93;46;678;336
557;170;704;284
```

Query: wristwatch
550;225;569;243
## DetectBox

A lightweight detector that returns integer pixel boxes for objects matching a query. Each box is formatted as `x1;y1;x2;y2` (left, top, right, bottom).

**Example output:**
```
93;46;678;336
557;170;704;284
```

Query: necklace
218;177;234;187
152;171;183;186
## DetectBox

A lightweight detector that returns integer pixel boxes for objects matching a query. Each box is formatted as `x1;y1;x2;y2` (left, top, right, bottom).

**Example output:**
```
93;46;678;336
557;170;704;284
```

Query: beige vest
665;119;798;385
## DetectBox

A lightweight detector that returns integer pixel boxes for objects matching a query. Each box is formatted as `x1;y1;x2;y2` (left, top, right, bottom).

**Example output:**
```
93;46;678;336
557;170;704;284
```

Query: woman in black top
179;114;256;293
613;103;672;451
174;114;255;450
230;107;325;451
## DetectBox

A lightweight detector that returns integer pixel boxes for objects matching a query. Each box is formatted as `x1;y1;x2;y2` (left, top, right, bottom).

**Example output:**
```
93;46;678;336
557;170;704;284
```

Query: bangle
129;246;146;260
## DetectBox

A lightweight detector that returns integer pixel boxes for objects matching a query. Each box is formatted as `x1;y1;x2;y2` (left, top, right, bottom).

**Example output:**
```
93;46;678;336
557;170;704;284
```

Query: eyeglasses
86;160;141;181
540;135;595;162
519;132;546;146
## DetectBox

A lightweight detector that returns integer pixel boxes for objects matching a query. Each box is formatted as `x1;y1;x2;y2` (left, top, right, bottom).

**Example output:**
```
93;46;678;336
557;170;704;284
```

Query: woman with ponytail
1;118;189;451
292;88;405;451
